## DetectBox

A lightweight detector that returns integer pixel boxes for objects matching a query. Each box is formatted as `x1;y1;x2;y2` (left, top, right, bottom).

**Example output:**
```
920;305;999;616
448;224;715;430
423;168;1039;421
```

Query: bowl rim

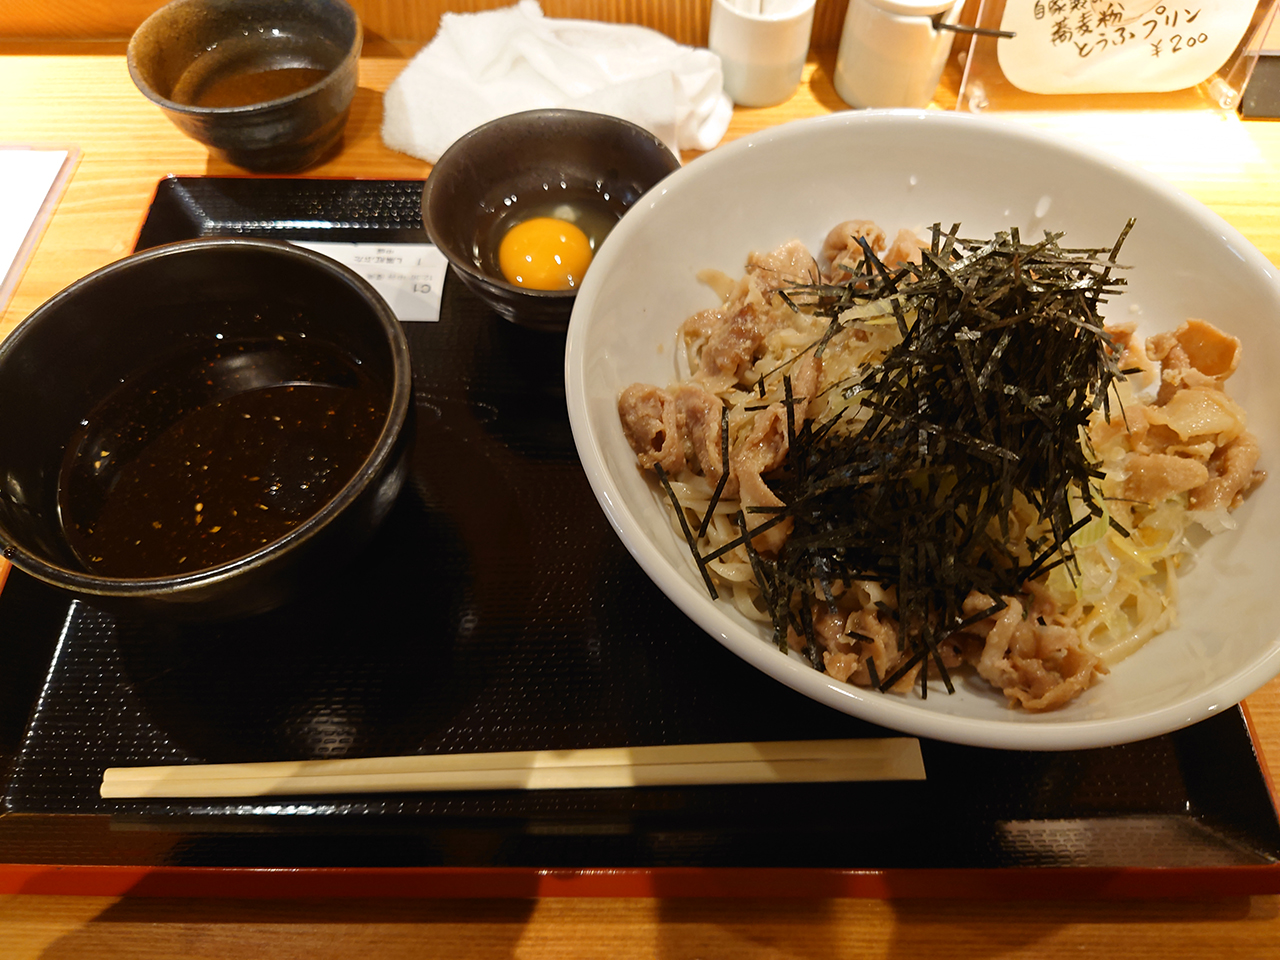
0;236;412;601
125;0;363;116
564;107;1280;751
421;107;683;303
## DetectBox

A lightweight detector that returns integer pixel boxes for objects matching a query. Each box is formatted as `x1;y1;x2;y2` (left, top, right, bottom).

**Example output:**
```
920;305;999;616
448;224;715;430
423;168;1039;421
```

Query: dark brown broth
58;341;386;579
181;66;330;108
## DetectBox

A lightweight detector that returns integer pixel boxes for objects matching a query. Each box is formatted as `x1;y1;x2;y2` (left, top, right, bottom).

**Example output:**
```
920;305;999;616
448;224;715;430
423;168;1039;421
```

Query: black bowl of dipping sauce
0;238;412;621
422;108;682;333
127;0;361;172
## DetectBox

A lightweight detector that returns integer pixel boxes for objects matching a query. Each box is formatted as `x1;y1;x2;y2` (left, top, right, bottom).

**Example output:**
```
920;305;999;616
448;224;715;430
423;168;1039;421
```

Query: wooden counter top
2;40;1280;958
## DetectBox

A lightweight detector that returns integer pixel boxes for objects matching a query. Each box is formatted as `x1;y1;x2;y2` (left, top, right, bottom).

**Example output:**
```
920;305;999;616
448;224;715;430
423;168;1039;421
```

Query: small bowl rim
422;107;682;304
0;236;412;601
125;0;363;117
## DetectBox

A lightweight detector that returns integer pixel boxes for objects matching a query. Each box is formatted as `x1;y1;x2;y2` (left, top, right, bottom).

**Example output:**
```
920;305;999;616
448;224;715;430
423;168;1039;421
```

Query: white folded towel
381;0;734;163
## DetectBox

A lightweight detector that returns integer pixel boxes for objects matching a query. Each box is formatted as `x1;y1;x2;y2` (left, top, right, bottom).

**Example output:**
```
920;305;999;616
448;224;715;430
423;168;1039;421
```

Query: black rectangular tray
1;176;1278;899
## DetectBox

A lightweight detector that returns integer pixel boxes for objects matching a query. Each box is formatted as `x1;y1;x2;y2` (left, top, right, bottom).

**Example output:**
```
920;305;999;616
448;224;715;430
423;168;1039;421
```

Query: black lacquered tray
1;176;1278;899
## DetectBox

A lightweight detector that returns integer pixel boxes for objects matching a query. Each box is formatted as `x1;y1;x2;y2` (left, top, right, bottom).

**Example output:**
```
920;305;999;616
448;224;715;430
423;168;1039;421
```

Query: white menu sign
291;241;448;322
0;147;76;315
997;0;1256;94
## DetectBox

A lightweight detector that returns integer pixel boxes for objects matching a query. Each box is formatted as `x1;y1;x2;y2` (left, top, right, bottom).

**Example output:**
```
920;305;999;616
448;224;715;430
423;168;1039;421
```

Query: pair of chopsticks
100;738;925;799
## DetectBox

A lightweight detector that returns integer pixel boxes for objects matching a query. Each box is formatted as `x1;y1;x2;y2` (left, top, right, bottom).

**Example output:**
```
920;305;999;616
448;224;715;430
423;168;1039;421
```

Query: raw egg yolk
498;217;593;291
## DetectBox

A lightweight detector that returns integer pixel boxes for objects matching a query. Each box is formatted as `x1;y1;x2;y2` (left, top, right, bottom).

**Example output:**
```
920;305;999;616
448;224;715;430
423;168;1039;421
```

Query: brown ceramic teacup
127;0;361;172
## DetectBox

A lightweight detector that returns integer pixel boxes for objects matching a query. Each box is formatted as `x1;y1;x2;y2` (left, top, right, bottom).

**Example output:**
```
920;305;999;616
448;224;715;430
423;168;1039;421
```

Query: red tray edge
3;863;1280;900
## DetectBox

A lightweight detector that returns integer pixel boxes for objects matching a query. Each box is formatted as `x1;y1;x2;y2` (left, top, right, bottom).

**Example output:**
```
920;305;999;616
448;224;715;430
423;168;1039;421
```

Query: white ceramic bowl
565;109;1280;751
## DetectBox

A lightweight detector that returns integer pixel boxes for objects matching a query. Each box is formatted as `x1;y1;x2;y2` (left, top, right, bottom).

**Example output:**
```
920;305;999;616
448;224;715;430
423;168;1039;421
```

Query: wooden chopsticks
100;738;925;799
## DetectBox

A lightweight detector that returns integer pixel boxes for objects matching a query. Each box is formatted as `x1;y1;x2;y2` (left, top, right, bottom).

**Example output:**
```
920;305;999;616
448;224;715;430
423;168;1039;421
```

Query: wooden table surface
3;41;1280;958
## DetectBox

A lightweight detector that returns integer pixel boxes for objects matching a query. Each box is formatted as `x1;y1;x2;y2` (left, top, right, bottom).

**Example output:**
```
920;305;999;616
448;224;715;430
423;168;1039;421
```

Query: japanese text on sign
996;0;1256;95
291;242;448;322
1031;2;1207;61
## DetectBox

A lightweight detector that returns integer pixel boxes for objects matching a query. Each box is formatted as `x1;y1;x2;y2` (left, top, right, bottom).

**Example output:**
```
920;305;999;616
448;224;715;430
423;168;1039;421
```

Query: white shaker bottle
709;0;818;108
834;0;964;109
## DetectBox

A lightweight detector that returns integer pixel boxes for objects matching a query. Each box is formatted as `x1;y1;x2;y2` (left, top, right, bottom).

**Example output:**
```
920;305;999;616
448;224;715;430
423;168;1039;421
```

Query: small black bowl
0;238;412;621
422;109;682;332
127;0;361;172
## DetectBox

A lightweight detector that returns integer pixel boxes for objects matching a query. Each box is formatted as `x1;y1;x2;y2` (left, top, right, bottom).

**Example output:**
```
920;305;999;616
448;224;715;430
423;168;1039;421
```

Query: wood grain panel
0;0;852;48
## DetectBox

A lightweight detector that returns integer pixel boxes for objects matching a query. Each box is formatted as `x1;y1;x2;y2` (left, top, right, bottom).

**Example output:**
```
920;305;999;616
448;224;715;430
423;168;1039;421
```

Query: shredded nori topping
664;221;1133;696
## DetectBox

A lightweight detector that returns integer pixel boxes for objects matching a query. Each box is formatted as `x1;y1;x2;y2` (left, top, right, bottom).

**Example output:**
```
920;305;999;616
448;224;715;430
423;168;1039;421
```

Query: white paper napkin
381;0;733;163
